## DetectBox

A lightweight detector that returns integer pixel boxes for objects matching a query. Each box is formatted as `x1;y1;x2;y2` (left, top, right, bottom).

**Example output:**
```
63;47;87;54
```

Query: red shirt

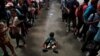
75;3;88;20
83;3;88;13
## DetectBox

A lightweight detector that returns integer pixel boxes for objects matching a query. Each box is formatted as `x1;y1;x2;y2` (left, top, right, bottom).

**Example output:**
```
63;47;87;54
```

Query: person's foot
42;48;48;52
3;53;9;56
53;49;58;54
15;45;20;49
81;47;87;52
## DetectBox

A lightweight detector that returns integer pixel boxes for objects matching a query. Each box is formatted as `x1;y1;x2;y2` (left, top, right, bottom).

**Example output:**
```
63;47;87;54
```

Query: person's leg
62;11;65;22
6;42;16;56
65;13;68;24
45;0;49;9
21;37;26;46
78;23;86;39
32;15;35;24
62;9;66;22
0;44;9;56
89;42;99;56
76;17;84;36
72;15;76;29
42;43;48;52
81;31;96;52
82;24;89;42
21;23;27;38
81;31;92;52
20;34;26;46
52;44;58;53
66;13;71;32
15;34;20;47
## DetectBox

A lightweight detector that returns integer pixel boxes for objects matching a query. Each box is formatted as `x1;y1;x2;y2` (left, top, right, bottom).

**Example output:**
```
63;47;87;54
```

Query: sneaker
42;48;48;52
3;53;9;56
53;49;58;54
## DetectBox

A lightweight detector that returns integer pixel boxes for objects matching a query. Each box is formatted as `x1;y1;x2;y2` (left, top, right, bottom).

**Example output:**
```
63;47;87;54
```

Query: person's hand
9;25;15;28
74;5;77;8
66;8;70;14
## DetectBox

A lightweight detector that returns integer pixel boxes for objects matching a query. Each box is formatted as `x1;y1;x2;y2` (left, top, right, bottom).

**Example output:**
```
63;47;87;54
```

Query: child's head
49;32;54;37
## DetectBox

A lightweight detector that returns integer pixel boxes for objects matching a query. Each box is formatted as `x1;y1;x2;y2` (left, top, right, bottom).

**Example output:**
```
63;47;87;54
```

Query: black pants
89;41;100;56
28;14;35;24
81;31;97;52
65;13;76;32
62;12;68;22
69;13;76;28
78;23;89;41
76;17;84;36
0;44;9;56
15;33;25;47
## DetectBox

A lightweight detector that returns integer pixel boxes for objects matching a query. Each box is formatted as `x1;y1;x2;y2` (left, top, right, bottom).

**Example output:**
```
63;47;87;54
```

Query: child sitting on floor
43;32;58;53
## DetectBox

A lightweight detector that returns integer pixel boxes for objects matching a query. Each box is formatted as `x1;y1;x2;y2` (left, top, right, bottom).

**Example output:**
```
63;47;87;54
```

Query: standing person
0;0;8;23
34;0;40;18
0;22;16;56
28;0;39;20
92;23;100;56
16;0;28;38
5;1;14;27
81;3;100;52
28;1;36;24
75;0;89;38
66;0;79;32
16;0;28;19
61;0;70;22
45;0;50;9
88;4;100;56
79;0;98;42
9;9;26;48
39;0;43;10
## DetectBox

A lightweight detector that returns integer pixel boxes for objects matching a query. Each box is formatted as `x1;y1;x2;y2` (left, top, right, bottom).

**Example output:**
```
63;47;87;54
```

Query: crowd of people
61;0;100;56
0;0;50;56
0;0;100;56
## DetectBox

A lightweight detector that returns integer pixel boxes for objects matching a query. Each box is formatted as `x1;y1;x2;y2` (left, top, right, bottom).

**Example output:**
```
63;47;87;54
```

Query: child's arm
43;38;50;48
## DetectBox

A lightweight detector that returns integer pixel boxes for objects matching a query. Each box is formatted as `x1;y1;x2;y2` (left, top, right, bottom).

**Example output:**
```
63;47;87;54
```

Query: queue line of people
61;0;100;56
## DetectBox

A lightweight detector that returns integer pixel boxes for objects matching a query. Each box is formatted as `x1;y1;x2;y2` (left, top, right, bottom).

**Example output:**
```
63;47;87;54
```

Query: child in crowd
43;32;58;53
